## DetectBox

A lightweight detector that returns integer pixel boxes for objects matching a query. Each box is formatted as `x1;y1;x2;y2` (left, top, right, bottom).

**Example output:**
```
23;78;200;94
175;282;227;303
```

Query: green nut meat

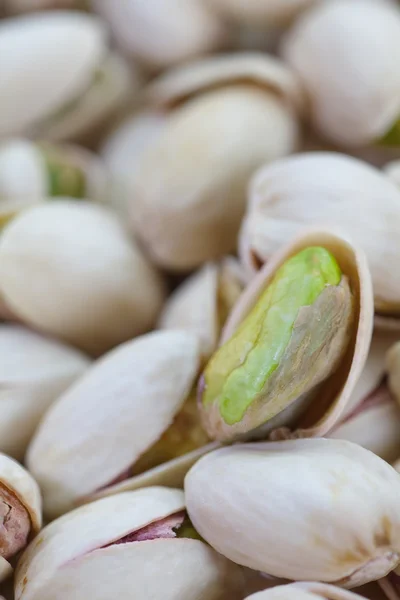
198;247;355;442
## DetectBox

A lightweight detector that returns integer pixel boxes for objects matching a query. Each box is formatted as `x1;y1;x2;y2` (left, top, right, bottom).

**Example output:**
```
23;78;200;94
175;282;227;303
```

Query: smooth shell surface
15;487;245;600
245;582;370;600
0;324;90;460
27;330;200;519
92;0;226;70
216;229;373;439
241;152;400;322
0;201;165;355
185;438;400;586
0;11;106;137
282;0;400;146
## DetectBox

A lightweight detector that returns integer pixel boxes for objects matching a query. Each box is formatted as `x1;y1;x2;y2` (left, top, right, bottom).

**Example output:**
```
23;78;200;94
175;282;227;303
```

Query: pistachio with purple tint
199;246;354;442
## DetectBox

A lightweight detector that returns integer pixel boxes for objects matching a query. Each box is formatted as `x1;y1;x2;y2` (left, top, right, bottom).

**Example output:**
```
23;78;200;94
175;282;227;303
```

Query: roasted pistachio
26;330;212;519
244;582;371;600
199;231;373;442
0;201;166;355
15;487;245;600
185;438;400;587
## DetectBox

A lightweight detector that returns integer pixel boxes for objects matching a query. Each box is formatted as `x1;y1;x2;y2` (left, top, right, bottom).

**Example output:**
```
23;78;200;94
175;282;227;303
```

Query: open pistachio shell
245;582;370;600
185;438;400;587
158;258;245;362
329;384;400;464
205;0;317;28
91;0;227;71
0;11;134;141
241;152;400;328
0;201;166;355
26;330;206;519
0;324;90;460
0;453;41;583
128;53;302;270
282;0;400;147
0;138;108;218
15;487;245;600
200;230;373;442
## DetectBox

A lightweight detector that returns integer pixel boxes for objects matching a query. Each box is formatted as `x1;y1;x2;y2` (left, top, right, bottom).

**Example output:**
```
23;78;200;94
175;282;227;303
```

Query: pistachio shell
329;384;400;463
5;0;83;13
282;0;400;146
0;138;107;210
205;0;317;28
386;343;400;406
384;160;400;190
158;258;245;361
26;330;201;519
202;229;373;441
0;12;134;141
185;438;400;587
15;487;245;600
245;582;369;600
92;0;227;70
0;201;166;355
241;152;400;324
0;453;42;582
0;324;90;460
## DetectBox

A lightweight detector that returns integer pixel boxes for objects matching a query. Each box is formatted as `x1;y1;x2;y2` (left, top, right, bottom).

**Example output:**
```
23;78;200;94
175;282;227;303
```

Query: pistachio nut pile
2;2;400;600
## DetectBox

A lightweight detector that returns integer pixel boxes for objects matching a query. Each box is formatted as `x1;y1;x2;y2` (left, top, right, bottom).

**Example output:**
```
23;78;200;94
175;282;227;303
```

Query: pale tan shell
240;152;400;327
15;487;245;600
386;342;400;406
0;201;166;355
0;324;90;460
158;258;246;361
26;330;201;519
384;159;400;190
245;582;369;600
185;438;400;587
91;0;227;71
130;53;302;270
205;0;317;28
282;0;400;146
0;12;134;142
220;229;373;439
0;453;42;582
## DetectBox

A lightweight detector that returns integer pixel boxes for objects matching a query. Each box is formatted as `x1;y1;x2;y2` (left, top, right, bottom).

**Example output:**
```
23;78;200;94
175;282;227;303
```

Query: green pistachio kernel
174;515;204;542
40;145;86;199
379;118;400;147
201;247;353;431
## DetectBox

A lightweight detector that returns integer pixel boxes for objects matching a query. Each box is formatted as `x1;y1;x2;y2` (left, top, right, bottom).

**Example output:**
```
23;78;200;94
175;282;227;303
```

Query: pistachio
15;487;245;600
0;138;107;222
0;11;135;142
120;53;302;270
0;324;90;460
282;0;400;147
386;342;400;406
0;201;166;355
0;453;41;583
184;438;400;587
91;0;227;71
26;330;211;519
199;231;372;442
158;258;245;361
240;152;400;328
244;582;370;600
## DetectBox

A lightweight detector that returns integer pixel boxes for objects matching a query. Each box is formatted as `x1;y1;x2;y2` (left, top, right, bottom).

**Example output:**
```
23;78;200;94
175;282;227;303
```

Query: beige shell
0;324;90;460
386;342;400;405
185;438;400;587
0;453;42;583
0;138;108;215
245;582;370;600
0;201;166;355
158;258;245;361
128;53;302;270
240;152;400;327
91;0;227;71
26;330;202;519
15;487;245;600
384;159;400;190
0;11;134;142
205;0;317;28
282;0;400;147
217;229;373;440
